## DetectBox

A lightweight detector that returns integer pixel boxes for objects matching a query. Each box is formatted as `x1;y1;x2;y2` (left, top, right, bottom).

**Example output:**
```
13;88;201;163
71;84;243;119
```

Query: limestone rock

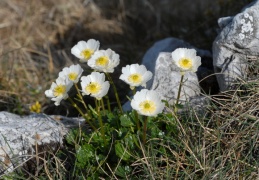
0;112;85;174
150;52;200;105
141;37;212;89
213;0;259;91
123;37;214;111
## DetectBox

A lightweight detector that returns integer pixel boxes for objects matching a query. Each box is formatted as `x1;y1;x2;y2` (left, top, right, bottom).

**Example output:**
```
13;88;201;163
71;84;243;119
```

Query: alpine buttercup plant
45;76;73;106
119;64;152;90
71;39;100;63
171;48;201;74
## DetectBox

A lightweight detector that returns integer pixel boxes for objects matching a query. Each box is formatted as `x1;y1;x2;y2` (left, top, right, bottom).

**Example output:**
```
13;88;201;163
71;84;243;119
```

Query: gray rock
150;52;200;105
141;37;211;89
123;37;214;112
218;16;234;29
213;0;259;91
180;96;211;116
0;112;85;174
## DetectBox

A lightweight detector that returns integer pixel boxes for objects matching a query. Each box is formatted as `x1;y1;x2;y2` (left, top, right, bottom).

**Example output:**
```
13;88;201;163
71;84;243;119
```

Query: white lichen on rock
239;12;254;40
0;112;68;174
213;0;259;91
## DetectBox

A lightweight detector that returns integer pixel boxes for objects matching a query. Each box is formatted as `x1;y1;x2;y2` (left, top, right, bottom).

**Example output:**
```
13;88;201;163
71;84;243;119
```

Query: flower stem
74;83;92;118
105;95;111;113
142;116;148;145
97;99;107;145
132;87;140;131
101;98;105;111
134;111;140;130
105;73;123;114
68;97;96;131
94;98;98;112
174;74;184;113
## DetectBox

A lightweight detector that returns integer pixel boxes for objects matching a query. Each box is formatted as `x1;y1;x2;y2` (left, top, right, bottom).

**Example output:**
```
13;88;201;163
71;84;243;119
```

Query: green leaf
66;129;79;145
88;104;98;115
120;114;134;127
175;103;184;109
115;142;131;161
107;112;115;122
76;144;94;168
115;165;128;178
162;99;170;107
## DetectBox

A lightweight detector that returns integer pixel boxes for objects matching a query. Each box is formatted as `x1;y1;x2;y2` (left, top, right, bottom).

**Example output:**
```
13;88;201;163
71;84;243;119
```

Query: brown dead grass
0;0;254;114
0;1;257;179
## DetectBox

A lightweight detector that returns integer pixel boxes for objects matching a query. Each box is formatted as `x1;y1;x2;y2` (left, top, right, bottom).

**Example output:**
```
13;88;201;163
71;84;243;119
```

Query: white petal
77;41;88;50
142;71;153;82
45;89;54;98
122;65;130;75
119;74;127;82
71;46;82;58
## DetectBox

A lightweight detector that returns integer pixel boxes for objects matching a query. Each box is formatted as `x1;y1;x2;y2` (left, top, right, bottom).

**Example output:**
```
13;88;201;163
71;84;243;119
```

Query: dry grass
122;80;259;179
0;0;258;179
0;0;253;114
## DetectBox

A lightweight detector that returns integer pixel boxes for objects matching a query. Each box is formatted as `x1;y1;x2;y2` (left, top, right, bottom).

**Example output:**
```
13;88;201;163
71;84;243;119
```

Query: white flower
87;48;120;73
71;39;100;63
131;89;165;116
45;77;73;106
240;19;245;24
171;48;201;73
59;64;84;83
80;72;110;100
119;64;152;90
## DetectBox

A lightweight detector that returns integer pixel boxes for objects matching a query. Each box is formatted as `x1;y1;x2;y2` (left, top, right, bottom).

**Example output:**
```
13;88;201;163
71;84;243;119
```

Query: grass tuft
0;0;257;179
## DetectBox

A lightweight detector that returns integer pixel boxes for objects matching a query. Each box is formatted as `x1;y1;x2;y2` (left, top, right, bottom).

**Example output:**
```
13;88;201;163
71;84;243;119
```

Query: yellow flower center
139;100;156;114
86;82;101;94
179;58;193;70
53;85;66;97
96;56;109;67
68;72;78;81
128;73;142;84
80;49;94;60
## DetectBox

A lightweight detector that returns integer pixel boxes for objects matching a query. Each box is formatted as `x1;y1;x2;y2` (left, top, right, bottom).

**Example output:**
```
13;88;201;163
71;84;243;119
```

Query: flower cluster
46;40;118;104
71;39;119;73
44;39;203;151
30;101;41;113
45;39;165;117
45;39;201;118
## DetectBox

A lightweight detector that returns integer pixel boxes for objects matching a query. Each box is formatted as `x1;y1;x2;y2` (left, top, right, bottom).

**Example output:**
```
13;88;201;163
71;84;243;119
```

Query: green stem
68;97;96;131
132;87;136;95
135;110;140;131
97;99;107;145
132;87;140;131
143;116;148;145
94;98;98;112
105;73;123;114
74;83;88;112
74;83;92;118
174;74;184;113
105;95;111;113
101;98;105;111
